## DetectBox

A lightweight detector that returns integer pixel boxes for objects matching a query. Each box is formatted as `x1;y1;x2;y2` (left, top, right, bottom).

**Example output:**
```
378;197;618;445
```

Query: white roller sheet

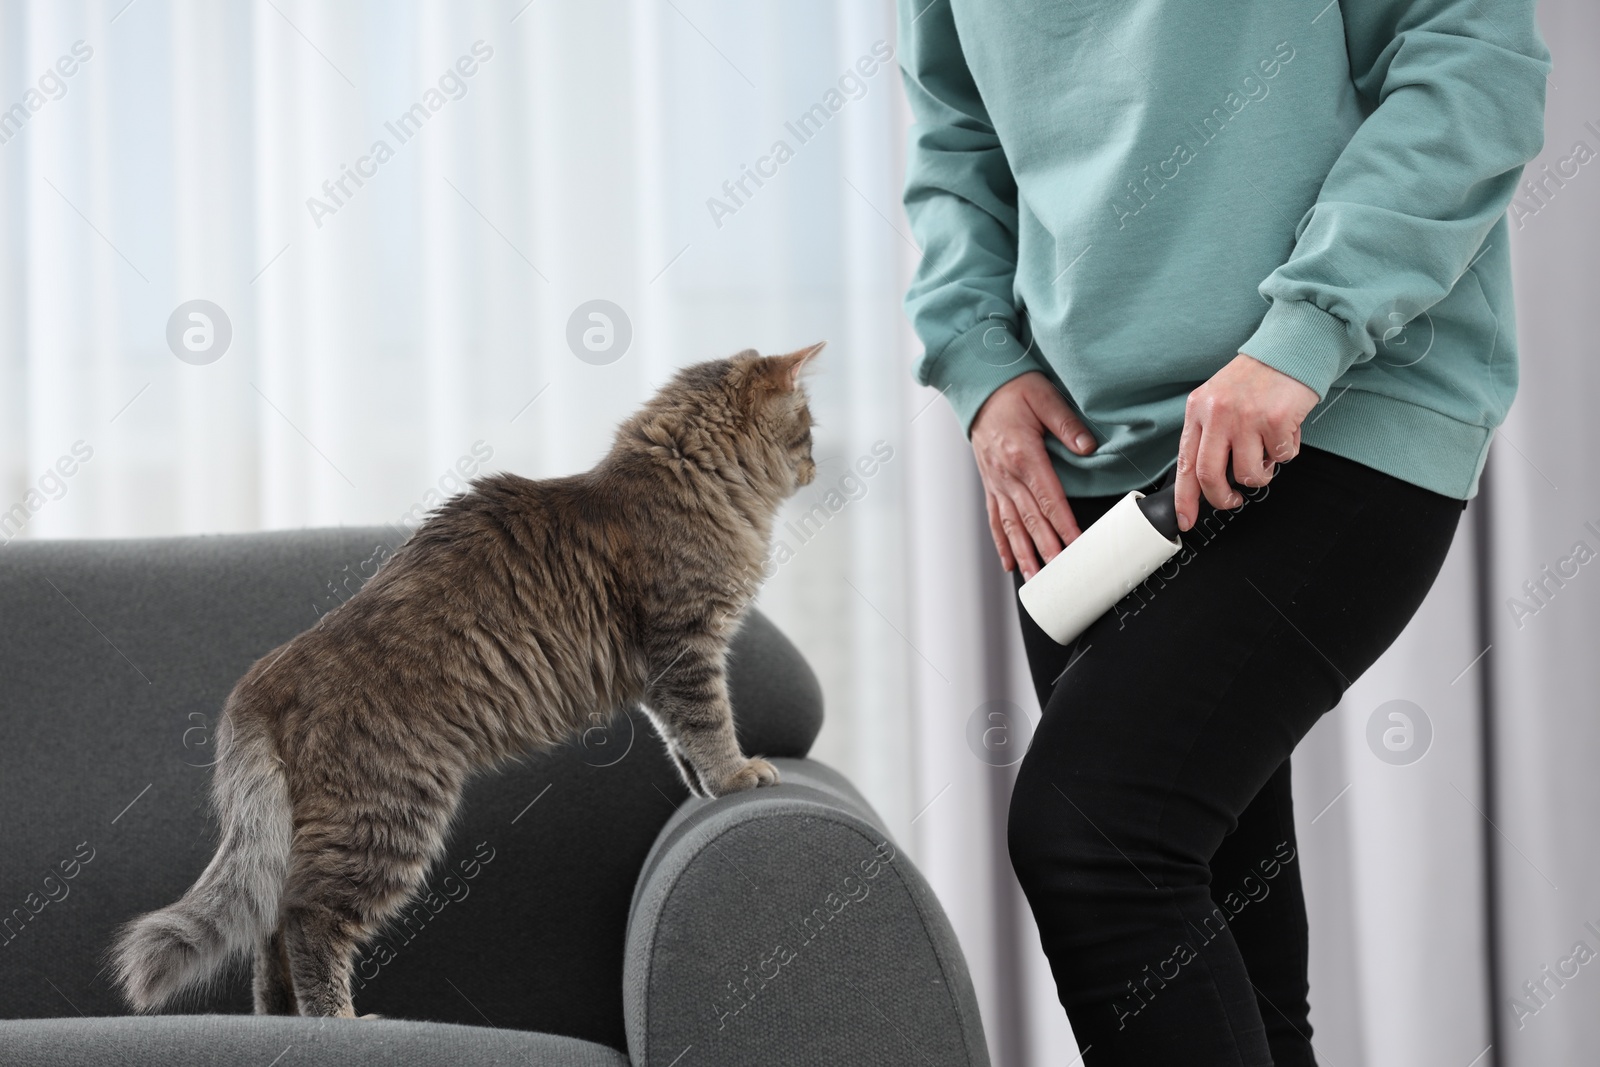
1017;489;1183;646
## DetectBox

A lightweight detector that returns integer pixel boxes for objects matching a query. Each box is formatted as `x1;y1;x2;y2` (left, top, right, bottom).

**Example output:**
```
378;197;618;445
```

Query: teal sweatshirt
897;0;1551;500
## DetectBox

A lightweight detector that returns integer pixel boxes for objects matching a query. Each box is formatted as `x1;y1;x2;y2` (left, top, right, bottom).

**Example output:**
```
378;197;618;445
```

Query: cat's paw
709;757;780;796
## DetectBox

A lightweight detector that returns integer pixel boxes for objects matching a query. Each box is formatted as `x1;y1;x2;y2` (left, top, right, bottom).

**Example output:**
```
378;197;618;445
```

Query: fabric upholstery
0;527;822;1052
0;1016;630;1067
623;758;991;1066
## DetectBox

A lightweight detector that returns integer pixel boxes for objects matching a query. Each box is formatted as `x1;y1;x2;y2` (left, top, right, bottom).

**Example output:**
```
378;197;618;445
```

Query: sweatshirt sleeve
896;0;1048;435
1238;0;1552;400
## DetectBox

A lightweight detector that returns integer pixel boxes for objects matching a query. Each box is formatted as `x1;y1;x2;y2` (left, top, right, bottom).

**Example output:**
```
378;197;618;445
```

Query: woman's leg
1011;489;1314;1063
1207;758;1312;1066
1006;445;1464;1065
1014;568;1315;1064
1020;602;1314;1063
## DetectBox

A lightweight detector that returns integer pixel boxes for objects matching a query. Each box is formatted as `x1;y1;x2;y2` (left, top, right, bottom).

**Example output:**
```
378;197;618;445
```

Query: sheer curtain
2;2;1595;1065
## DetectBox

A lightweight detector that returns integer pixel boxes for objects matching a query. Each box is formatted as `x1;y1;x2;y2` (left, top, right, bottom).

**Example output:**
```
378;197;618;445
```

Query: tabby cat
110;344;823;1018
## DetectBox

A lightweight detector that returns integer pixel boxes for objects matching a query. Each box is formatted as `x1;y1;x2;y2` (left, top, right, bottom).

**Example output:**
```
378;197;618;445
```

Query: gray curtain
1488;2;1600;1064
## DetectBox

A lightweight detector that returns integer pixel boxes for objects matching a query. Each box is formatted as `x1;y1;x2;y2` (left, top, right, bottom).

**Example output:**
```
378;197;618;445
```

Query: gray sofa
0;528;989;1066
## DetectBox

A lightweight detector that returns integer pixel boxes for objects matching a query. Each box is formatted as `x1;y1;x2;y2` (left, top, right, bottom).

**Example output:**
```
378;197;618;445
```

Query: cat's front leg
663;737;712;799
644;638;779;798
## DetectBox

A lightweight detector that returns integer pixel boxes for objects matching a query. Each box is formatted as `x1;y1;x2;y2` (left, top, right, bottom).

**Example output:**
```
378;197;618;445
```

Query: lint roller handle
1017;466;1246;646
1134;465;1246;540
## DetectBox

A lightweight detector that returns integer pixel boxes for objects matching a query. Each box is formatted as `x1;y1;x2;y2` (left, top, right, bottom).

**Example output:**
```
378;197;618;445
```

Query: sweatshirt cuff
918;318;1049;436
1238;298;1366;401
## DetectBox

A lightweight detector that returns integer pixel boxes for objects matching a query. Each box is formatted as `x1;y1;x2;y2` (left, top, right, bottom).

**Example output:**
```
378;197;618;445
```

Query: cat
109;343;823;1019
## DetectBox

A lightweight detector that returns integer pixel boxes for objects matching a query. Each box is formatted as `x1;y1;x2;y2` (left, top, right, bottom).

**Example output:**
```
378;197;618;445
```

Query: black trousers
1007;444;1465;1066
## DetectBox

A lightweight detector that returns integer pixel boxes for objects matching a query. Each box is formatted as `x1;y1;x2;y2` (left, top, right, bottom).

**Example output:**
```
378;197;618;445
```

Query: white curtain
2;2;1595;1064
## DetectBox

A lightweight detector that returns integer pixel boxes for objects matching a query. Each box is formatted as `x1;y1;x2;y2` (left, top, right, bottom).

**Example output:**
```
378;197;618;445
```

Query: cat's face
734;344;822;493
636;343;822;499
787;400;817;488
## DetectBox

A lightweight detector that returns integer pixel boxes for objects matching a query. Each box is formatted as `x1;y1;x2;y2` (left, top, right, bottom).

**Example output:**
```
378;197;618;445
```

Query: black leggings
1007;444;1465;1066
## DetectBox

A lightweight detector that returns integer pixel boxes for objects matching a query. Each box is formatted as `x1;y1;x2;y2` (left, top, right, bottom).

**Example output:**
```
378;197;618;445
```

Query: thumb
1026;379;1096;455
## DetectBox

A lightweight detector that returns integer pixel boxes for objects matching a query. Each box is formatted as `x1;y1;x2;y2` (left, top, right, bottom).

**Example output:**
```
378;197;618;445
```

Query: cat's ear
769;341;825;392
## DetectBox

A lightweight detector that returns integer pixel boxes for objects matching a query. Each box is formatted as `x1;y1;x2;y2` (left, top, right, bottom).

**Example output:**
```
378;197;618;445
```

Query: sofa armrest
622;758;990;1067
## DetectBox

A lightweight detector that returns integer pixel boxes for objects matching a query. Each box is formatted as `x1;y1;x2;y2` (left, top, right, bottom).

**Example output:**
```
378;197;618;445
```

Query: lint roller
1017;463;1246;646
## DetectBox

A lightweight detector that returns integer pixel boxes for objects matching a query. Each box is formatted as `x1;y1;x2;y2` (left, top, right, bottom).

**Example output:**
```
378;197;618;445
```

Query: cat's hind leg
280;896;366;1018
279;844;418;1018
252;923;297;1015
279;769;460;1018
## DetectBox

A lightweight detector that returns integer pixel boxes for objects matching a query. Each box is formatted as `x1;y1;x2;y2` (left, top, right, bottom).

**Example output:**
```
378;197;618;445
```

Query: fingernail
1075;434;1094;452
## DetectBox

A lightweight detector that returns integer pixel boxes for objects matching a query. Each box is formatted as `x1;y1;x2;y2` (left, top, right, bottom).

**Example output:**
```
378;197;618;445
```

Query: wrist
1239;298;1365;401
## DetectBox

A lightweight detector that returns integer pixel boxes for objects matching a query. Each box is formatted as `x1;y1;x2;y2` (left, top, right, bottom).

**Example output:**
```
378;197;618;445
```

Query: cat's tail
110;708;292;1012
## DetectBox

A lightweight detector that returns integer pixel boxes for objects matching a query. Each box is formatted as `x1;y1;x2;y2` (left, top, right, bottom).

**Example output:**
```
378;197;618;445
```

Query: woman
895;0;1550;1063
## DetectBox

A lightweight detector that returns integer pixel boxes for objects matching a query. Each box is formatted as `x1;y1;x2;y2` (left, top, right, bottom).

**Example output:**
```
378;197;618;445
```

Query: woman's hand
970;372;1098;579
1175;353;1320;531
